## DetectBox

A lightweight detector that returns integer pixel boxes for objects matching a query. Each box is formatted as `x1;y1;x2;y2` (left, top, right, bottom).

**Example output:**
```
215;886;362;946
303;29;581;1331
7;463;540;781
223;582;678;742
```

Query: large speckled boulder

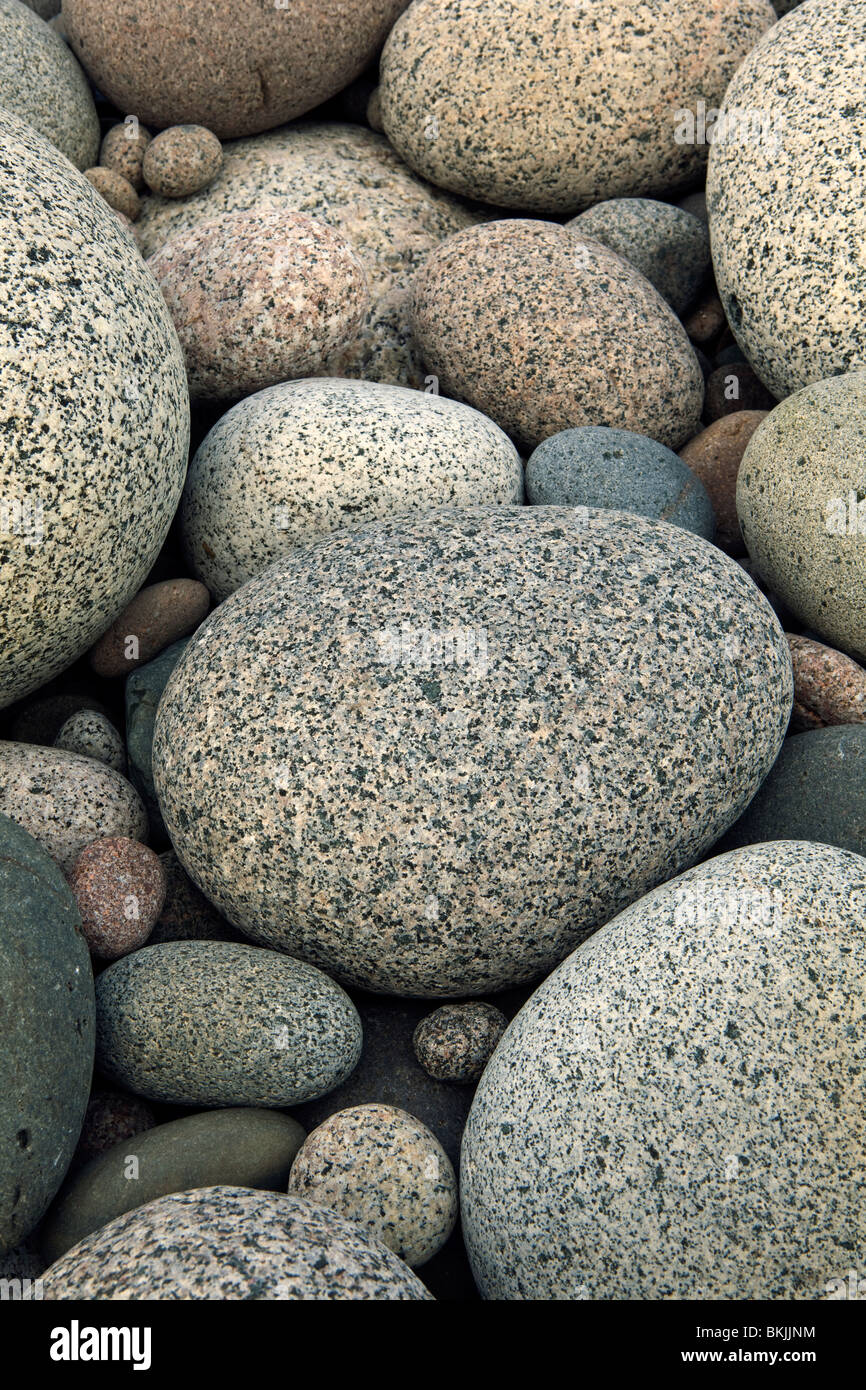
0;111;189;710
183;378;523;602
461;841;866;1299
40;1108;307;1264
39;1186;432;1299
135;123;480;388
0;0;98;169
0;814;93;1253
63;0;409;139
153;506;791;997
411;221;704;453
566;199;710;316
708;0;866;399
736;372;866;659
95;941;362;1106
380;0;775;213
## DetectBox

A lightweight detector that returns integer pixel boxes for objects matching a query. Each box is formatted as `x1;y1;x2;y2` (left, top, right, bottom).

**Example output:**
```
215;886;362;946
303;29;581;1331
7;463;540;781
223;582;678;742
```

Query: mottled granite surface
787;635;866;732
142;125;222;199
0;0;98;168
567;199;710;315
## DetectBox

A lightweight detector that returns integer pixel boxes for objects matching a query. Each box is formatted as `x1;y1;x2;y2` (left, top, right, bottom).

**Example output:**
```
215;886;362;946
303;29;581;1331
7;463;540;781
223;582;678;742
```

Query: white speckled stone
736;371;866;660
39;1186;433;1299
708;0;866;399
288;1103;457;1266
0;0;98;169
566;199;711;316
0;111;189;710
54;710;126;774
153;506;791;997
182;377;524;602
380;0;775;213
461;840;866;1300
0;742;147;872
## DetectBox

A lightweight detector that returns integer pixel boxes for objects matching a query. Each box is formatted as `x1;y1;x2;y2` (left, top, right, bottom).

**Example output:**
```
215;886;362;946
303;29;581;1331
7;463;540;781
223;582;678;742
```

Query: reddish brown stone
72;1085;157;1169
704;362;775;421
683;291;726;344
89;579;209;677
679;410;769;555
786;634;866;733
69;836;167;960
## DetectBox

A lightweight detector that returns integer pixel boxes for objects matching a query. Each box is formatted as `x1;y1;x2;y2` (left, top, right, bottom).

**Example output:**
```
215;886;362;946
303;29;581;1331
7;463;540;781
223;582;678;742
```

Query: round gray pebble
566;198;710;316
413;1003;508;1084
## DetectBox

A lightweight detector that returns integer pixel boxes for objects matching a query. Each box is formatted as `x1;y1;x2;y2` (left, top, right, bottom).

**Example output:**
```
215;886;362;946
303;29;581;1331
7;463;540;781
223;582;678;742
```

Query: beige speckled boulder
63;0;410;139
708;0;866;399
411;220;704;452
142;125;222;198
0;0;98;169
380;0;775;213
148;211;369;402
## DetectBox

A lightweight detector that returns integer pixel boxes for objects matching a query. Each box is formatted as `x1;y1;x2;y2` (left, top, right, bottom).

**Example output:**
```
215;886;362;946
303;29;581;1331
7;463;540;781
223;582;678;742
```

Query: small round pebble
787;635;866;733
99;120;152;191
83;166;140;221
69;836;166;960
413;1003;508;1084
704;362;775;421
682;291;727;346
54;710;126;774
71;1085;156;1169
142;124;223;198
288;1103;458;1267
88;579;209;677
566;199;710;317
678;410;769;555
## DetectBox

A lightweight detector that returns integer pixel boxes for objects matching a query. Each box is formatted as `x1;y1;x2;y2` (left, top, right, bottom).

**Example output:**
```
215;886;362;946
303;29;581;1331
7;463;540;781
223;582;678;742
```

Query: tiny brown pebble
68;836;167;960
704;362;776;421
786;634;866;733
683;290;726;344
678;410;769;555
142;124;223;198
88;579;209;677
413;1002;508;1084
71;1085;157;1169
83;166;141;221
99;121;153;191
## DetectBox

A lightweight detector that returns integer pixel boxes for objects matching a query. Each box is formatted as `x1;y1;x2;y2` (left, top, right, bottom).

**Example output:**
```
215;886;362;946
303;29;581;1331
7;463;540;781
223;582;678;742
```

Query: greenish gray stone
40;1108;307;1264
125;639;189;840
0;0;98;169
0;813;94;1253
567;198;710;316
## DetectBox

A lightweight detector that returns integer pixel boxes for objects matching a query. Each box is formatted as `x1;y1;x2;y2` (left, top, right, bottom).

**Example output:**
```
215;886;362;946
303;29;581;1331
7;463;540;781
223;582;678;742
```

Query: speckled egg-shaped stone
182;377;523;602
678;411;768;555
68;837;166;960
54;710;126;774
83;166;140;220
413;1003;507;1084
736;371;866;659
567;199;710;316
288;1104;457;1267
99;121;152;192
153;506;791;997
525;427;714;540
787;635;866;732
41;1108;307;1265
0;111;189;711
461;840;866;1299
411;221;704;453
0;743;148;873
71;1086;156;1170
148;210;369;401
89;579;209;678
135;123;480;388
0;814;93;1253
0;0;98;169
380;0;775;213
142;125;223;198
708;0;866;399
39;1185;432;1299
63;1;409;140
95;941;362;1106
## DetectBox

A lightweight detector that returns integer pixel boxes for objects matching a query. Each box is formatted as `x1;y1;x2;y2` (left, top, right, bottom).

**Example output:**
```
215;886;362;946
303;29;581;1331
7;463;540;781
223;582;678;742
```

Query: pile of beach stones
0;0;863;1302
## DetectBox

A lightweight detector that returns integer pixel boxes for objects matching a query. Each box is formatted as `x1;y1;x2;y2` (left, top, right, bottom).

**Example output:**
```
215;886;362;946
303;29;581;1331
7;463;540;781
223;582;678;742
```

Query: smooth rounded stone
461;840;866;1300
704;363;775;422
95;940;362;1107
68;837;166;960
135;123;480;388
40;1185;432;1300
63;1;409;139
525;427;714;540
153;505;792;997
149;211;370;402
8;693;108;747
71;1086;156;1170
678;410;768;555
0;0;98;169
54;710;126;774
125;638;188;840
150;850;241;945
682;290;727;346
413;1003;507;1084
412;221;704;454
787;635;866;733
99;121;152;192
142;125;223;198
567;199;710;316
0;111;189;711
288;1104;457;1267
715;727;866;857
380;0;774;213
708;0;866;400
736;371;866;659
83;166;140;221
89;580;209;679
182;377;524;603
366;86;383;133
0;743;147;873
0;814;94;1253
41;1109;307;1265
